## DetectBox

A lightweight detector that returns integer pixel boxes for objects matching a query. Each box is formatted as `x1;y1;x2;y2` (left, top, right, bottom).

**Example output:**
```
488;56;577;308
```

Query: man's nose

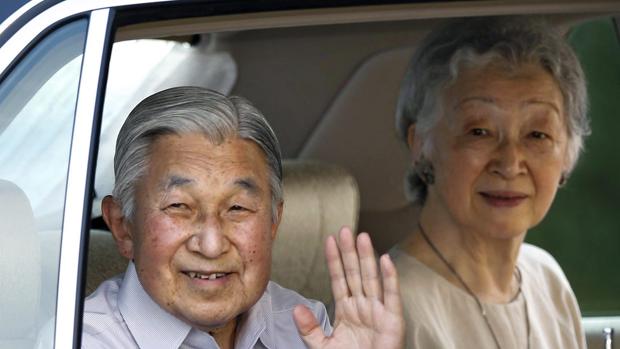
188;215;230;258
489;137;527;179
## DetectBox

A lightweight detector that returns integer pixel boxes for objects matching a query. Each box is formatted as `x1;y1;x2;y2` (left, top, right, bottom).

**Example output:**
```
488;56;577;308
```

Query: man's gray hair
112;86;283;222
396;16;590;205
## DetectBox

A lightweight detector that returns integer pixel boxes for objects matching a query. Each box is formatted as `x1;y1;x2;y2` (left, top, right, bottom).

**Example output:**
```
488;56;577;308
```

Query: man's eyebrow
163;175;195;191
234;177;262;195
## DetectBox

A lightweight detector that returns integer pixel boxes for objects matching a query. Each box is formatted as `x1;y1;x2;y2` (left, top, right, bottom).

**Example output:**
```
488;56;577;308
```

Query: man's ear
270;201;283;240
101;195;134;259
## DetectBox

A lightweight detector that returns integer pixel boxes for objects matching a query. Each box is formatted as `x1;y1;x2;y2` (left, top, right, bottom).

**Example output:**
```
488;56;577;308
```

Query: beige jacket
390;243;586;349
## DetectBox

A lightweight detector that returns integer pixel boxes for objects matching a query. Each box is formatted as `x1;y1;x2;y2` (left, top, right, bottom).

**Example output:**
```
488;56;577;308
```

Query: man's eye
230;205;246;211
469;128;489;136
168;203;188;209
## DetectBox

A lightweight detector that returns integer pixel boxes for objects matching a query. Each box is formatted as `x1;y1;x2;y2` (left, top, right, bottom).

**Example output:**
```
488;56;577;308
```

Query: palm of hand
293;227;404;349
326;296;403;349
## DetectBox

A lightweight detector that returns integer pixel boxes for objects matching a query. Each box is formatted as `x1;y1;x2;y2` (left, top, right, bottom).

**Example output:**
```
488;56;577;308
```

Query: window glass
92;36;236;218
527;17;620;316
85;35;236;297
0;19;88;347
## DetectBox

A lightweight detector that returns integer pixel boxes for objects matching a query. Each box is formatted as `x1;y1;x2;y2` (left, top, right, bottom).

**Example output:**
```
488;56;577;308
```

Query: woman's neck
402;206;526;304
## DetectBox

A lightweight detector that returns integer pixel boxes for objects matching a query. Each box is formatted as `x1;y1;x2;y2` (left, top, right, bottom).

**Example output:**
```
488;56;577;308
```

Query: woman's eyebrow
523;99;561;114
453;96;496;110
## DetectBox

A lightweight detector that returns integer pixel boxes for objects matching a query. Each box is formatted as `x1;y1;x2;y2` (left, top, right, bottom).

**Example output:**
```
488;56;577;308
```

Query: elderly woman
390;16;588;348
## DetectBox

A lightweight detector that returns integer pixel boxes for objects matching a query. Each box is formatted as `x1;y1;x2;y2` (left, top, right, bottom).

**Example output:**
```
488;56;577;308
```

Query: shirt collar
235;283;274;349
118;262;192;349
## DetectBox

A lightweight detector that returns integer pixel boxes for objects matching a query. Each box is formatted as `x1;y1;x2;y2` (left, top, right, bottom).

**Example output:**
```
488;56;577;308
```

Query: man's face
122;133;279;331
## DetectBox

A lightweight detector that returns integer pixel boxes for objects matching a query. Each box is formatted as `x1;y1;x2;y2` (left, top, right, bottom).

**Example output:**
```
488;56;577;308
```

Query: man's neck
208;319;237;349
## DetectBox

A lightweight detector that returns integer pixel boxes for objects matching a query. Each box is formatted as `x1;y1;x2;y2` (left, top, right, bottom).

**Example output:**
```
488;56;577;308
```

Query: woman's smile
425;62;569;237
478;190;528;208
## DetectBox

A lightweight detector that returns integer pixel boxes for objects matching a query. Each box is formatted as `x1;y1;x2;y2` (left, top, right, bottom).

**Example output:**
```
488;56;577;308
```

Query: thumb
293;304;328;349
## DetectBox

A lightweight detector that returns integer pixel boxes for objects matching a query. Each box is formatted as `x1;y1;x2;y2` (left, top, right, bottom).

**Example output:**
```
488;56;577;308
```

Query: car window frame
0;2;167;347
52;9;114;349
2;1;619;348
97;5;620;348
0;4;119;349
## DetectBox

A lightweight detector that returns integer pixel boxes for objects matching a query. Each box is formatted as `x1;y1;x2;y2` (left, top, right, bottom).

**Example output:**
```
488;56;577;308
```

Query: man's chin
189;315;238;334
168;277;270;331
175;299;251;331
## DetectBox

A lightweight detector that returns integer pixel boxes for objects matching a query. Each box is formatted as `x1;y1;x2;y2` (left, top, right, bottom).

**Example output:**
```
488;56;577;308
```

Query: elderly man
82;86;404;349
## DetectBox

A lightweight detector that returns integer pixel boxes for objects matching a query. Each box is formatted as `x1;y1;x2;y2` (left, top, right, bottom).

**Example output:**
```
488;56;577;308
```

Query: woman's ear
407;123;424;159
101;195;134;259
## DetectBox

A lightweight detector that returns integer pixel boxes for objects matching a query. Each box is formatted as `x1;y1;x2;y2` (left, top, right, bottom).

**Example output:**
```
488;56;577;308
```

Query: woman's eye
529;131;549;140
469;128;488;136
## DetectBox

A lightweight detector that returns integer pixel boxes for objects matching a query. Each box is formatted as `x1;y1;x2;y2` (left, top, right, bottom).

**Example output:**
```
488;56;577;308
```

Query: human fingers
293;304;327;349
325;234;349;304
338;226;364;297
357;232;382;300
379;254;404;317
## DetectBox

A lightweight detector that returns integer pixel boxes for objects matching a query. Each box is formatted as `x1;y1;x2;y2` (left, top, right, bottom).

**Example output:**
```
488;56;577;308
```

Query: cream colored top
390;243;586;349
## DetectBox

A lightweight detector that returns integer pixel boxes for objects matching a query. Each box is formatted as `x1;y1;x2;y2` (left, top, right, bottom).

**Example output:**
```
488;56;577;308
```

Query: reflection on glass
0;19;88;348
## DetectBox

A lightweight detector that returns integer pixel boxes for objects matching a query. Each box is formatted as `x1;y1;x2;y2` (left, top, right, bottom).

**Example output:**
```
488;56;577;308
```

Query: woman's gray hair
112;86;283;222
396;16;590;205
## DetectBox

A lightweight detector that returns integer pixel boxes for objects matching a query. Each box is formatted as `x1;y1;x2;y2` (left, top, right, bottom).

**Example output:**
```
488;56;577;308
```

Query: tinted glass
528;17;620;316
0;19;88;348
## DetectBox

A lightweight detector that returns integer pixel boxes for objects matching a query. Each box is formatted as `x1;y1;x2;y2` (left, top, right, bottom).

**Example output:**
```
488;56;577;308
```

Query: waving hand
293;227;405;349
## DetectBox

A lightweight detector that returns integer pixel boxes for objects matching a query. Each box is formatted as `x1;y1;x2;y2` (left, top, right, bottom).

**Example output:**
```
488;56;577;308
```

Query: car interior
0;1;618;348
88;5;620;346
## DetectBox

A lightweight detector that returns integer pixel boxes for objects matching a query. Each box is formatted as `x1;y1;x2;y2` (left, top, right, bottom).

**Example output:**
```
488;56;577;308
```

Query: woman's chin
479;224;528;241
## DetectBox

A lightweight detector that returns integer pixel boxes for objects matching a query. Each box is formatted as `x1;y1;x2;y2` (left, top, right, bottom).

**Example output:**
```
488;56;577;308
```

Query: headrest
86;229;127;295
299;47;414;212
271;160;359;304
86;161;360;306
0;179;41;337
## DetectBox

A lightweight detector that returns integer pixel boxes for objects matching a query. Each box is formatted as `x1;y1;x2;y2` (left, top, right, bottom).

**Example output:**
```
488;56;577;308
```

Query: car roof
0;0;449;45
0;0;63;46
0;0;31;23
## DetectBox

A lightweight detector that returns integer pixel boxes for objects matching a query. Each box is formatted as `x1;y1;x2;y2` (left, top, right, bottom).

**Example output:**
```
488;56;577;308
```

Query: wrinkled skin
405;62;571;304
103;134;281;344
415;62;569;241
293;227;405;349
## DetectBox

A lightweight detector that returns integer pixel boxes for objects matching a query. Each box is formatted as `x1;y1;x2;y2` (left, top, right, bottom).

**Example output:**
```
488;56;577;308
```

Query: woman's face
421;62;569;238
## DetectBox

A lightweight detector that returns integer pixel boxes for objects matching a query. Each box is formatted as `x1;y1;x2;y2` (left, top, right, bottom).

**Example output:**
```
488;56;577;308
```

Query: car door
1;1;619;348
0;2;114;348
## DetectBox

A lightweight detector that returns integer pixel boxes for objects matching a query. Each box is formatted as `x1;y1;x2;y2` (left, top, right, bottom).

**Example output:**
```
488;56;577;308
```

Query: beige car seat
0;179;41;349
299;47;419;254
86;160;359;306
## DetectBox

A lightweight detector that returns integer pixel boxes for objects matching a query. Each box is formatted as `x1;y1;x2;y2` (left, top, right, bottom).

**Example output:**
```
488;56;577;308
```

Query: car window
0;18;88;347
527;17;620;316
93;35;236;215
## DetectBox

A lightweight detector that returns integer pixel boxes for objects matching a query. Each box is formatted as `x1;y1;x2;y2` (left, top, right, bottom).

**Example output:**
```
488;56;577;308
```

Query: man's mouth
184;271;229;280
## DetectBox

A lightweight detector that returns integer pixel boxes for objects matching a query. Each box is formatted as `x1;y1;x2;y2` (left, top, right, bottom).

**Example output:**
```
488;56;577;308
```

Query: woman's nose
187;216;230;258
489;138;527;179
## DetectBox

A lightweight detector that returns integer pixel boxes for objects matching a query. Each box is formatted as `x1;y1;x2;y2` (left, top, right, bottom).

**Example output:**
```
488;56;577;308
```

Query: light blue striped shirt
82;262;331;348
